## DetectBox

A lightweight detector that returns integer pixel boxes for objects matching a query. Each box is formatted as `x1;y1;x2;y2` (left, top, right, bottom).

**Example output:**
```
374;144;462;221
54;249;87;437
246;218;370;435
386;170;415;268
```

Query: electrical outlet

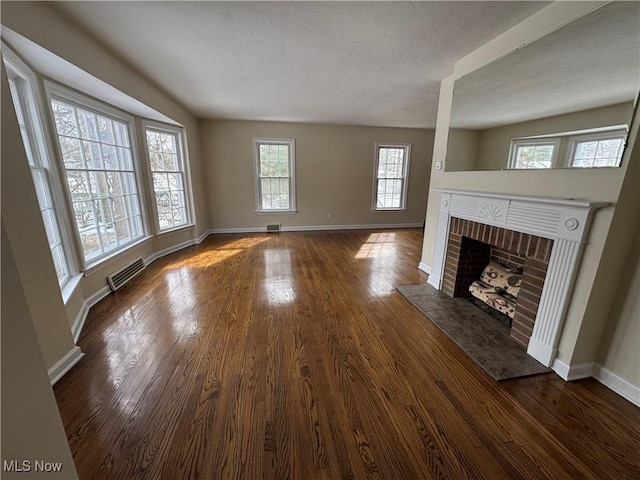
326;212;331;219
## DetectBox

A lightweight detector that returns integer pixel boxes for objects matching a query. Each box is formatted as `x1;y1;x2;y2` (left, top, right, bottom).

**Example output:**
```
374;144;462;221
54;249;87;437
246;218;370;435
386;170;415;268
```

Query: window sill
83;236;153;276
255;210;298;215
61;274;83;305
156;224;195;239
371;208;408;212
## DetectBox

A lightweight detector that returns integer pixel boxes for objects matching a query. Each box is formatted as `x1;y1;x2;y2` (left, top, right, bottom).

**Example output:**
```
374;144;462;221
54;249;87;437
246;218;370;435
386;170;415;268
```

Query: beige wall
1;1;209;346
445;128;479;171
2;221;79;479
421;0;639;389
596;226;640;386
201;120;433;230
473;103;633;170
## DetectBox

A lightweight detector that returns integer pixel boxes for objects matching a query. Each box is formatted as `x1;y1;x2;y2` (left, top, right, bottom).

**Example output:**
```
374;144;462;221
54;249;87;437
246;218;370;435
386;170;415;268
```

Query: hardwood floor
54;229;640;479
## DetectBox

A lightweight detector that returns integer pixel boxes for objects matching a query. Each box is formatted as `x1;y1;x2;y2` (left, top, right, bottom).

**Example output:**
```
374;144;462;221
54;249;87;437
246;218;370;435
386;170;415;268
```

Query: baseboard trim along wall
195;229;210;244
71;285;111;344
552;359;593;381
418;262;432;274
210;222;423;235
48;346;84;385
144;239;196;265
552;359;640;407
593;364;640;408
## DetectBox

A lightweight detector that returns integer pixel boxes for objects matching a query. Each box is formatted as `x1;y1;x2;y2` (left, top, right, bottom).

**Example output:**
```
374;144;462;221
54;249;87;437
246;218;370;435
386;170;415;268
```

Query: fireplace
427;189;608;367
442;218;551;346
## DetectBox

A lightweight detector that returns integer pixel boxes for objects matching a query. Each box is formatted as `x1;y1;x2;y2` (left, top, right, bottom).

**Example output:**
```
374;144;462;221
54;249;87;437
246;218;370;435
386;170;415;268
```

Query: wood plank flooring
54;229;640;479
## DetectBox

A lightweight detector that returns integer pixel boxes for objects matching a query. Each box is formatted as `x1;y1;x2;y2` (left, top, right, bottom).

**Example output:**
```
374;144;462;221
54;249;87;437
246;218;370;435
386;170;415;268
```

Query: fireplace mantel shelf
432;189;610;211
428;189;610;371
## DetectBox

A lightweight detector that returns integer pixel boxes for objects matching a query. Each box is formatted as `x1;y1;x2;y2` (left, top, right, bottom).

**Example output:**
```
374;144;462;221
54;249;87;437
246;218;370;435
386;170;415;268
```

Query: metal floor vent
107;257;146;291
266;223;281;232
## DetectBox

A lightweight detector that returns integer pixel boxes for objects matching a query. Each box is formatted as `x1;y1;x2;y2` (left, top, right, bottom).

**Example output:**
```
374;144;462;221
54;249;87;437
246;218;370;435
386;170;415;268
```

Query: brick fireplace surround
442;218;552;346
427;190;608;367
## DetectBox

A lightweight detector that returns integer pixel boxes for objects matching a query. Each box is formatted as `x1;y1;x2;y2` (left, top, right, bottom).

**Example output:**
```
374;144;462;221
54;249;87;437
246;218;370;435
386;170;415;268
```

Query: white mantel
428;189;609;367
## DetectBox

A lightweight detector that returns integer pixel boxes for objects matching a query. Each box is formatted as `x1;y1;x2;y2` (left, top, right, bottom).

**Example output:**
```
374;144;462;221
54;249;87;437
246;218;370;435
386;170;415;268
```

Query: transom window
253;138;296;212
50;96;144;264
569;131;626;168
5;62;71;286
509;139;560;169
144;124;190;231
373;143;411;210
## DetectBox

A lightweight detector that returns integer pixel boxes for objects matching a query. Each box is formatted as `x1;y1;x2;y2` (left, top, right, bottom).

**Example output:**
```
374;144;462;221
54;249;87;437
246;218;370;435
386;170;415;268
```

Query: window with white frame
144;124;190;231
49;94;144;264
5;61;71;287
509;138;560;169
568;130;626;168
373;143;411;210
253;138;296;212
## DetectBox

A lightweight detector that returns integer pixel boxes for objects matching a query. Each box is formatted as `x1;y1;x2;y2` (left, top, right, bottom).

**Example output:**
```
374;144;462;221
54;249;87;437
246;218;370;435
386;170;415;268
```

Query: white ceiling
451;1;640;130
50;1;549;128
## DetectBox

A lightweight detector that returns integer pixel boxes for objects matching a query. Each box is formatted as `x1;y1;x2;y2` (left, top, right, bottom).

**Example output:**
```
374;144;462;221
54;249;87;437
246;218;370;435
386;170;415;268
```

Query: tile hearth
397;283;551;381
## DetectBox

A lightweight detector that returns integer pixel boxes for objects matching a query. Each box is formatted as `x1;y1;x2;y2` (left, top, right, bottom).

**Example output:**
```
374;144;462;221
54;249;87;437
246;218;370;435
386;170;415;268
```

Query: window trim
142;120;194;234
372;142;411;211
567;129;627;168
44;80;150;269
253;137;297;213
3;46;78;288
508;137;561;169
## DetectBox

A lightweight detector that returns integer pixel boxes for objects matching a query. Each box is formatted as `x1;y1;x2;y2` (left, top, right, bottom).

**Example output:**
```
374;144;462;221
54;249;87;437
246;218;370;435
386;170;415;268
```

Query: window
509;138;560;169
373;143;411;210
569;130;626;168
253;138;296;212
5;60;71;287
49;94;144;264
144;124;190;231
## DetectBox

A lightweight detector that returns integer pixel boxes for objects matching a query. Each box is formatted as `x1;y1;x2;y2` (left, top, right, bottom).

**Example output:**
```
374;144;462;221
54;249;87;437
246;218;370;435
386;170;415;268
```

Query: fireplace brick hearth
443;217;552;346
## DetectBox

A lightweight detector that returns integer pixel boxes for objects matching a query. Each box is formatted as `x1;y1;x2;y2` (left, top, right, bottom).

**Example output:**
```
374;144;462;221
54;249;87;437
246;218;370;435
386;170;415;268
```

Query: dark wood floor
54;229;640;479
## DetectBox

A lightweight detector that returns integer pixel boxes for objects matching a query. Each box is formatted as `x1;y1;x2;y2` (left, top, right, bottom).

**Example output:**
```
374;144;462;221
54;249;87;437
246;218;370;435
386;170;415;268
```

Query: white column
428;194;451;289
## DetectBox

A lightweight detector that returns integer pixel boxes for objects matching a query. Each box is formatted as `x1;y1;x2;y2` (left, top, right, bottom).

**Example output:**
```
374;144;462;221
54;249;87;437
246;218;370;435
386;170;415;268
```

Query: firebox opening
443;218;552;347
454;237;526;329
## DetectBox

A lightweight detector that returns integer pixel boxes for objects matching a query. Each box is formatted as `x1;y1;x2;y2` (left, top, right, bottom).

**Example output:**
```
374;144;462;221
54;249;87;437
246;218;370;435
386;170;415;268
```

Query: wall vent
266;223;281;232
107;257;145;291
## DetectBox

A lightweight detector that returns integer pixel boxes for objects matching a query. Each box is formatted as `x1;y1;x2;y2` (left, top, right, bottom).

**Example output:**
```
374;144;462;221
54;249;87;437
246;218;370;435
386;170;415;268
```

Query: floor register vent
266;223;281;232
107;257;146;291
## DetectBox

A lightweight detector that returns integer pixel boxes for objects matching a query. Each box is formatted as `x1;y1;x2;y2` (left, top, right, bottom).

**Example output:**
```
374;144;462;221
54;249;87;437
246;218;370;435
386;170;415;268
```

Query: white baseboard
195;229;211;244
71;302;90;344
552;359;594;381
210;223;423;234
71;285;110;344
593;364;640;407
209;227;267;234
418;262;431;274
145;238;196;265
48;346;84;385
282;222;423;232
